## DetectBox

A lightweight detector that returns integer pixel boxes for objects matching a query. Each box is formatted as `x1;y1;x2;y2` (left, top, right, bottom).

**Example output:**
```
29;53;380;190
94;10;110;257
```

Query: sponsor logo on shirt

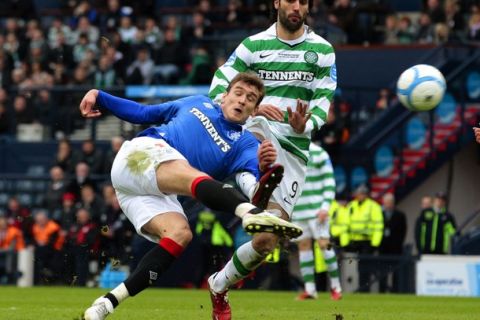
304;51;318;64
226;130;242;141
330;63;337;82
190;108;231;152
257;69;315;82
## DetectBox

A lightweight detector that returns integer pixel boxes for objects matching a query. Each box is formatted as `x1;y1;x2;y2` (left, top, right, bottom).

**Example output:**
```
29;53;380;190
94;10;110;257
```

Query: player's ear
221;92;227;103
253;104;259;116
274;0;279;10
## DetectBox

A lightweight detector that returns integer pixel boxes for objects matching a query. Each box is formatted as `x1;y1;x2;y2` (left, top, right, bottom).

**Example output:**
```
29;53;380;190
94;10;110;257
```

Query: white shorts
294;218;331;242
246;117;307;217
111;136;188;243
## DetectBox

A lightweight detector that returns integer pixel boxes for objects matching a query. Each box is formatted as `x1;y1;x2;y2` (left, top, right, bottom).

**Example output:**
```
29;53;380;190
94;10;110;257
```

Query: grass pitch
0;286;479;320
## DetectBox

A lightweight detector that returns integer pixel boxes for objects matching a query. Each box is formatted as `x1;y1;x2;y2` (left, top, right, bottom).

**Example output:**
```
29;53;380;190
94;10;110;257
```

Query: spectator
426;0;446;24
53;139;77;174
182;11;213;46
180;47;213;85
328;0;356;43
99;0;122;33
434;22;450;43
416;13;435;43
52;192;78;231
415;192;457;254
47;31;74;69
30;62;53;87
445;0;465;40
66;207;99;286
379;193;407;293
67;162;95;198
118;15;138;44
194;209;233;288
421;195;433;209
0;215;25;252
76;139;105;175
225;0;246;25
467;12;480;41
154;29;187;84
79;184;105;223
0;88;11;135
164;15;183;40
125;46;154;85
104;46;126;83
13;94;34;124
375;88;395;115
346;184;383;292
48;17;74;48
144;17;164;51
71;1;98;27
4;32;27;68
43;166;67;213
73;33;97;64
382;14;399;44
0;50;13;88
94;55;119;88
73;15;99;45
99;192;133;265
0;215;25;284
397;16;415;44
32;210;64;284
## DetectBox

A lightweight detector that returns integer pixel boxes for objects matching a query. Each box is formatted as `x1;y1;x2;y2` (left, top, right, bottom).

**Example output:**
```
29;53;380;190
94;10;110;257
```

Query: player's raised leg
84;213;190;320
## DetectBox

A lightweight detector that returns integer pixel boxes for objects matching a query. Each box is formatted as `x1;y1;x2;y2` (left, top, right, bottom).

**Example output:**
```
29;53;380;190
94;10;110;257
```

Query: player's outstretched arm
79;89;102;118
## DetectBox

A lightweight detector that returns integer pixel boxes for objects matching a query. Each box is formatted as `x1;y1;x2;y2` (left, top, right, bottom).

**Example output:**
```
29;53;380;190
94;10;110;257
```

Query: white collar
267;23;308;46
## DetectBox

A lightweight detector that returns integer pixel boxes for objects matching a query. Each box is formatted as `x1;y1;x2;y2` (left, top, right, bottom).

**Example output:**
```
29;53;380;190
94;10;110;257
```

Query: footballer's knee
252;233;279;256
167;226;193;247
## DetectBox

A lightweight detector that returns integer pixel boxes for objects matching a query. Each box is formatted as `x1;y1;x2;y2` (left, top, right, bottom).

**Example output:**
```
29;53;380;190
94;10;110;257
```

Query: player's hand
79;89;102;118
473;127;480;144
258;140;277;172
317;210;329;223
255;104;284;121
287;99;311;134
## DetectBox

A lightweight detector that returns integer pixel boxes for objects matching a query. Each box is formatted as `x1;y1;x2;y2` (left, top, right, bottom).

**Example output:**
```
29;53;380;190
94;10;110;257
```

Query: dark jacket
379;209;407;255
415;208;456;254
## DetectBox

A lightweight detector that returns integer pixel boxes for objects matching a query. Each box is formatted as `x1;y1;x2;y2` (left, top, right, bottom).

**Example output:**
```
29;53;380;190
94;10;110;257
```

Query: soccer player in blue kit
80;72;302;320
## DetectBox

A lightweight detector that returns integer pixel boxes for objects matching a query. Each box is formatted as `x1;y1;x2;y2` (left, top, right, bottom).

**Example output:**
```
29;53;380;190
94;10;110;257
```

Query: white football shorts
111;136;187;243
245;117;307;217
294;218;331;242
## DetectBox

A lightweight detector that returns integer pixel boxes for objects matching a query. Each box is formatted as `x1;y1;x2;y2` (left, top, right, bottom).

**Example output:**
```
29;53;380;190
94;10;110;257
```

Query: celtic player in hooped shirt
208;0;336;319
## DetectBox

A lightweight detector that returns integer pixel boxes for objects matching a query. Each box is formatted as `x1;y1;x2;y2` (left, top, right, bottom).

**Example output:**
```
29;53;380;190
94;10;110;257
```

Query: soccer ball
396;64;446;111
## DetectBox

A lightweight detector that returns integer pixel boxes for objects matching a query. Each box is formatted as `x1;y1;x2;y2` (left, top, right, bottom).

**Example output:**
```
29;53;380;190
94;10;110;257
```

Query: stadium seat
17;194;32;207
0;193;9;206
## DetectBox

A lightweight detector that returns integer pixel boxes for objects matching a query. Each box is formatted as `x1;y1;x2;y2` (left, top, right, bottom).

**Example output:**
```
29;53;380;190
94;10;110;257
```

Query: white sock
235;203;256;218
110;283;130;305
299;250;316;296
235;171;257;200
210;241;264;293
322;248;341;291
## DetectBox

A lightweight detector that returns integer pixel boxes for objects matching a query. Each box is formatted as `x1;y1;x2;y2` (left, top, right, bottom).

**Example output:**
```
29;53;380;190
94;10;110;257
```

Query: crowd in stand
0;0;480;139
0;137;137;286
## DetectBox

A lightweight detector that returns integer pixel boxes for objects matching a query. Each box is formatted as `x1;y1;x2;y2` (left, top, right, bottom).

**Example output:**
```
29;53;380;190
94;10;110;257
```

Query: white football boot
242;211;303;239
83;296;114;320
